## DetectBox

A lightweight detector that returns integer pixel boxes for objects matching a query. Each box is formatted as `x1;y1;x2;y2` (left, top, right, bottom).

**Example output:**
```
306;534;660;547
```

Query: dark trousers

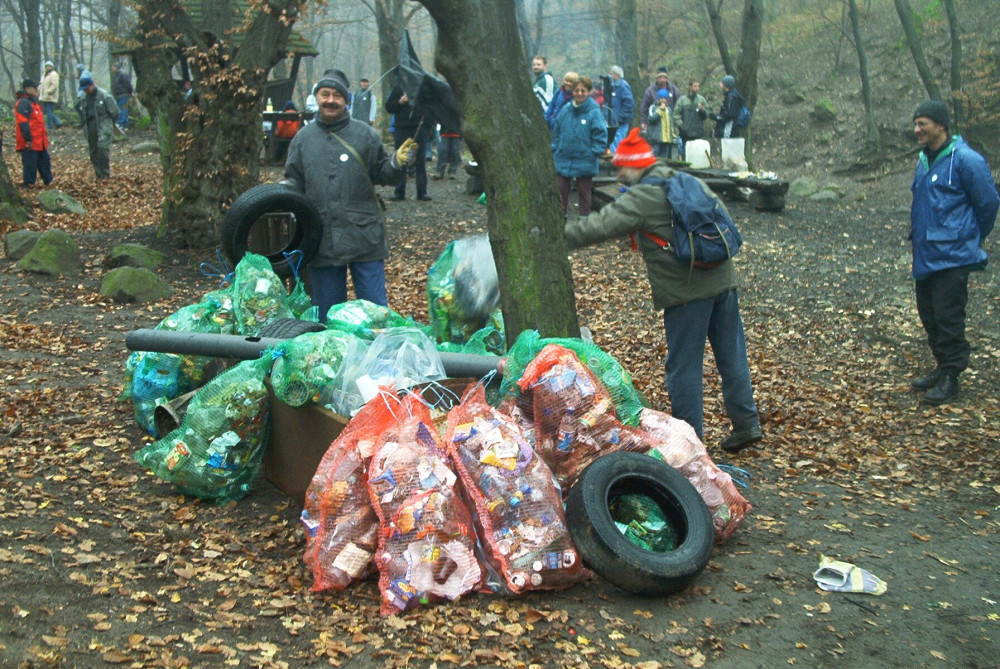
557;175;594;216
42;101;62;129
915;265;972;373
436;136;462;176
393;127;428;199
20;149;53;186
310;261;387;323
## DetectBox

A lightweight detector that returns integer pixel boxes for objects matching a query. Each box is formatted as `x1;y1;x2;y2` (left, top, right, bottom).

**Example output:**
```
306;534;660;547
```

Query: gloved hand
395;137;419;167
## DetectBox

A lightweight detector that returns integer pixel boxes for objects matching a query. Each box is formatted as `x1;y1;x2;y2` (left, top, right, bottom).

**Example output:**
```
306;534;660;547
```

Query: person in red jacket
14;79;53;187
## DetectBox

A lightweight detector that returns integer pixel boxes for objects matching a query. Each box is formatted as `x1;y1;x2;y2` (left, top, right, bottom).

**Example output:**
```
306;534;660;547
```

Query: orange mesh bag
367;393;484;615
636;408;752;544
445;384;587;593
301;389;403;592
500;344;647;492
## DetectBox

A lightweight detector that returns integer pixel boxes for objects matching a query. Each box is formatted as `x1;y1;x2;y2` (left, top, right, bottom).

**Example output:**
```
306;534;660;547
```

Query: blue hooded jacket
551;97;607;178
910;136;998;279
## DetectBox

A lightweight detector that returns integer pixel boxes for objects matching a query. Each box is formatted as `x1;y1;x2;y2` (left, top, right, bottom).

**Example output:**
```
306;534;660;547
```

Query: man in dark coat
385;85;432;201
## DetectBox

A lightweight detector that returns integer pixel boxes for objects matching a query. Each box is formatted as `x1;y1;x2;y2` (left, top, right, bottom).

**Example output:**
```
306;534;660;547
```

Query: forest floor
1;116;998;669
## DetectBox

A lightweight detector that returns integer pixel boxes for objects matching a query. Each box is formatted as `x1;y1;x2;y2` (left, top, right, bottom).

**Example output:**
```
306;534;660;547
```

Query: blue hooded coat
551;97;607;178
910;136;998;279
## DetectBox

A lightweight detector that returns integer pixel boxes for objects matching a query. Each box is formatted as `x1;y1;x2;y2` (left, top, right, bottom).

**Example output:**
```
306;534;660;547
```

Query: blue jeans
42;101;61;129
310;261;387;322
662;289;758;439
116;95;130;127
609;124;629;152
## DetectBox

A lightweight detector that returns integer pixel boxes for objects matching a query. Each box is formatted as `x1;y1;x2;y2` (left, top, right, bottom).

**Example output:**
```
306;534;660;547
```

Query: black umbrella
396;30;461;133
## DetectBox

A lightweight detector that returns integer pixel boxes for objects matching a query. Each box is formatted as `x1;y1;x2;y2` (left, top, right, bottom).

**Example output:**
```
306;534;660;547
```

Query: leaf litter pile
1;138;999;668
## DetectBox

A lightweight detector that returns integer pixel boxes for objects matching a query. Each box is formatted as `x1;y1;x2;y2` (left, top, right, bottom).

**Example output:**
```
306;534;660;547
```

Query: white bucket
685;139;711;169
721;138;748;171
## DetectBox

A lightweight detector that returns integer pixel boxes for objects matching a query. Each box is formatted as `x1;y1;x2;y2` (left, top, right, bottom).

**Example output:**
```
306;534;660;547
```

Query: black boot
923;372;959;406
910;368;943;390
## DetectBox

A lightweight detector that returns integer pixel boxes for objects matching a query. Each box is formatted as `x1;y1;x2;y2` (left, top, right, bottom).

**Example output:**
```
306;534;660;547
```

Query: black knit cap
913;99;949;129
21;78;36;90
315;68;350;100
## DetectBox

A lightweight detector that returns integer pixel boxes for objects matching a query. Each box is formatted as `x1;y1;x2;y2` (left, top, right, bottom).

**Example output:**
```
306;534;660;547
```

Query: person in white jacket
39;61;62;130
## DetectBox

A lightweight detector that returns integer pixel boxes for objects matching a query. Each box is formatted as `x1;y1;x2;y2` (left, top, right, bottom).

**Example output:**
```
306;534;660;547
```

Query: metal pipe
125;329;502;379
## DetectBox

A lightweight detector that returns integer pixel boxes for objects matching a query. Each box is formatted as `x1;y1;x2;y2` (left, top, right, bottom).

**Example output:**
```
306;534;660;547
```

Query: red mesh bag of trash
445;384;588;593
301;389;402;592
500;344;647;492
636;408;752;543
367;392;484;615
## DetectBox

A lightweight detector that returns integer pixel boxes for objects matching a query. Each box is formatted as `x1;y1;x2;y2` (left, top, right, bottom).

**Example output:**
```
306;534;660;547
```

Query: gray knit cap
913;99;949;129
315;68;350;100
721;75;736;90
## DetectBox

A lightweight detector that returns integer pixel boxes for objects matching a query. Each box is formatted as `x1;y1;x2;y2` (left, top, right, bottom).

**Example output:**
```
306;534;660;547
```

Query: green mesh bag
325;299;432;340
134;355;273;503
499;330;646;426
270;329;357;407
231;253;292;335
435;316;505;356
426;237;504;350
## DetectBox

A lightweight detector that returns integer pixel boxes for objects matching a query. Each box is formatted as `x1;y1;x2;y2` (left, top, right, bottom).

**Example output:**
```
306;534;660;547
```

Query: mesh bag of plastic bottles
301;389;403;592
231;253;293;335
126;295;231;435
134;355;273;503
499;344;647;493
270;329;358;407
366;392;484;615
636;408;752;544
322;327;446;418
426;236;505;353
445;384;587;594
499;330;645;426
325;299;431;340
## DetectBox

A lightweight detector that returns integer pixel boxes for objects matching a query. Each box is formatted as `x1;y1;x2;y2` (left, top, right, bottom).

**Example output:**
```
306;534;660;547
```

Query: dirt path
1;135;998;668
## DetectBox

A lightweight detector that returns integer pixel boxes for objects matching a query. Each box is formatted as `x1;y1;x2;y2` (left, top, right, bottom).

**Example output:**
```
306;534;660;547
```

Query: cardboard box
264;378;476;506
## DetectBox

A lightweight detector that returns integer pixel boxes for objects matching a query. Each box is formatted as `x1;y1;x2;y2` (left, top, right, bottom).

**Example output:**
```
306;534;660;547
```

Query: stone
131;141;160;154
788;177;818;198
781;89;807;105
100;267;173;303
38;189;86;215
812;99;837;122
103;243;165;271
5;229;41;261
809;190;840;202
15;228;82;276
0;202;30;226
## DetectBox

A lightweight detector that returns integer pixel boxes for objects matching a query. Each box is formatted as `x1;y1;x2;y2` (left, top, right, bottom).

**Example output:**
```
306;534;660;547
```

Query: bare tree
417;0;580;341
613;0;642;127
704;0;734;76
846;0;880;154
892;0;942;100
942;0;963;130
128;0;306;248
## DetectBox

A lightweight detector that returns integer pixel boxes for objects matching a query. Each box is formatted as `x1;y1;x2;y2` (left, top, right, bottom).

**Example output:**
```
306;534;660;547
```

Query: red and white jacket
15;90;48;152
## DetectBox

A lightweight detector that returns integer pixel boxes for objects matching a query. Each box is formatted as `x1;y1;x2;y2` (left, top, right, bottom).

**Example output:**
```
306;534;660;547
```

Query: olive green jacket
564;163;737;310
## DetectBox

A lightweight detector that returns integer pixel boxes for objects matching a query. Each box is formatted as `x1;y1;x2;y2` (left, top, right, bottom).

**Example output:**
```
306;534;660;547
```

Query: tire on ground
566;451;714;596
257;318;326;340
222;183;323;278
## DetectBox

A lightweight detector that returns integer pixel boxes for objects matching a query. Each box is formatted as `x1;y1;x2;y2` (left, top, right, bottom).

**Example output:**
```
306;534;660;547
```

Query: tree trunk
130;0;304;249
20;0;41;81
892;0;942;100
704;0;734;76
371;0;414;133
0;134;27;217
734;0;763;109
417;0;580;342
942;0;963;131
846;0;881;155
613;0;642;128
513;0;532;68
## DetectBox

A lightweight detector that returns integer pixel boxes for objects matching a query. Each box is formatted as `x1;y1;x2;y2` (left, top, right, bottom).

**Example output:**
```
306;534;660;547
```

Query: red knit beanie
613;127;657;168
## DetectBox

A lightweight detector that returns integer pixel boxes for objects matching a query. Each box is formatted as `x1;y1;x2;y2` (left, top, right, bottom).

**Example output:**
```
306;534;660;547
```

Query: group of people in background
532;55;744;218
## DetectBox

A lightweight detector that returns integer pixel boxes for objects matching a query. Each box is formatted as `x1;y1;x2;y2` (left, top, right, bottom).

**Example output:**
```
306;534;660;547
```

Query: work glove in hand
395;137;419;166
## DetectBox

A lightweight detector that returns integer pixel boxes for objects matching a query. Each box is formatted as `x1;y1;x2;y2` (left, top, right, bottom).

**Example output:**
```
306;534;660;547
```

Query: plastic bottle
266;98;273;112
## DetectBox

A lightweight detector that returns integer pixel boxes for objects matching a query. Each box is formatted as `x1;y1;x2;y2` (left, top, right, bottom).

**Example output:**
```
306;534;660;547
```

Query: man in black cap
350;77;376;125
14;79;53;187
385;83;433;201
908;99;998;405
282;68;417;321
76;75;119;179
640;67;681;135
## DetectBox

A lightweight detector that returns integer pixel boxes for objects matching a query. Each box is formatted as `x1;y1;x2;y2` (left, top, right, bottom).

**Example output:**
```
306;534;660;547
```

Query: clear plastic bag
500;344;647;493
302;390;403;592
445;385;587;593
427;236;505;352
636;408;752;544
366;393;484;615
133;355;273;503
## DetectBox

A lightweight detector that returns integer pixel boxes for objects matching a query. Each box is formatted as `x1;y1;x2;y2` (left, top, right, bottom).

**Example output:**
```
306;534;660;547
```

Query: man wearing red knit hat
564;127;762;454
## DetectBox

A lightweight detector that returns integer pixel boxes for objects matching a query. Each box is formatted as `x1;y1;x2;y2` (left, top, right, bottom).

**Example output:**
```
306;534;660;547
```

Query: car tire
566;451;714;596
257;318;326;340
222;183;322;278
